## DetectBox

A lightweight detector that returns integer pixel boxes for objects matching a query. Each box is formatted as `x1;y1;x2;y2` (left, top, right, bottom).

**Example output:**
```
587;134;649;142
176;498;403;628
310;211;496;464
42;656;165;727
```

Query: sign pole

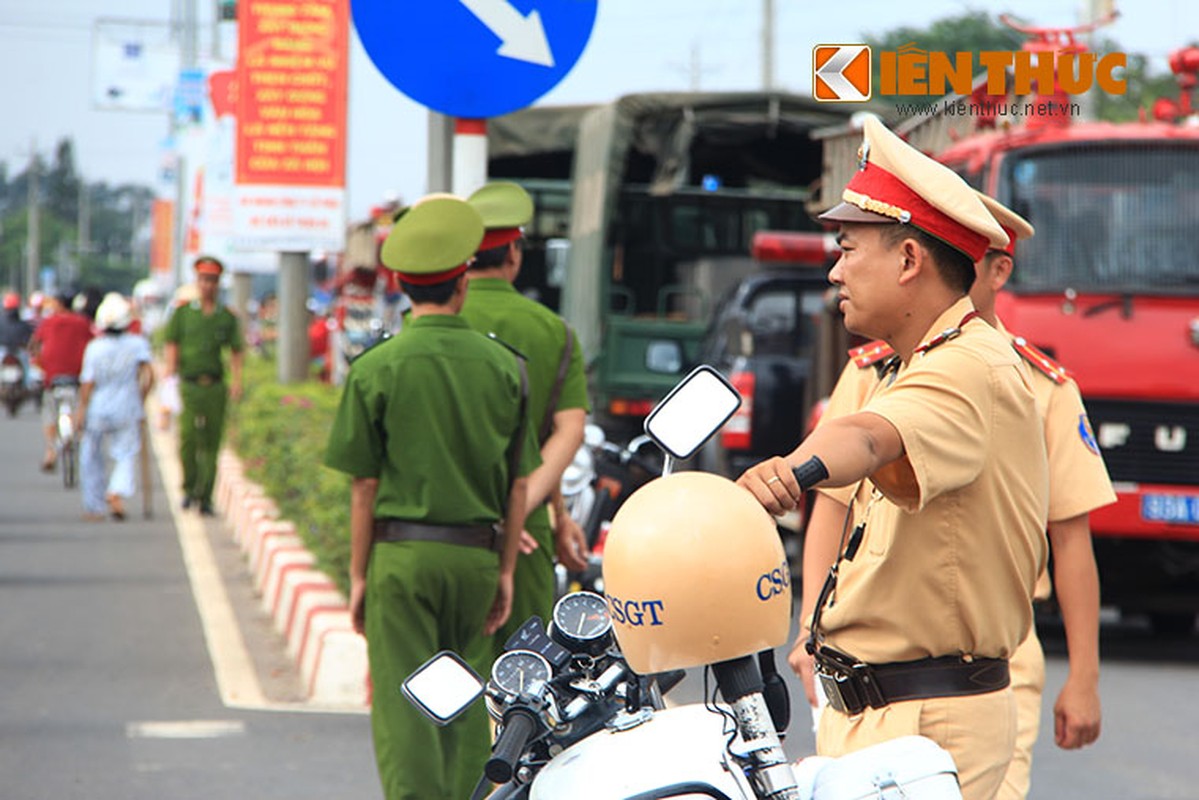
451;119;489;198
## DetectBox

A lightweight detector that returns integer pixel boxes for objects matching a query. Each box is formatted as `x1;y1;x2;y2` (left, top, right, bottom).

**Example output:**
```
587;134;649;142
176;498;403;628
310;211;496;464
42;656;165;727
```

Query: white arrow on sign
459;0;555;67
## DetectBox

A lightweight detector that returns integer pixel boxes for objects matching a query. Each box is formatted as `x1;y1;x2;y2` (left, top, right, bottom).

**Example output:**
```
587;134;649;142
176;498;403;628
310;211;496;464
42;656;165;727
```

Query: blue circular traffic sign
352;0;597;119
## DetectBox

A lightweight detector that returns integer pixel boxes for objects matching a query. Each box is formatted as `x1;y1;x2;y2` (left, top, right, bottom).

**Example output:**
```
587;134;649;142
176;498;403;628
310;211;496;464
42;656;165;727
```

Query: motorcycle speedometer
550;591;613;654
490;649;552;698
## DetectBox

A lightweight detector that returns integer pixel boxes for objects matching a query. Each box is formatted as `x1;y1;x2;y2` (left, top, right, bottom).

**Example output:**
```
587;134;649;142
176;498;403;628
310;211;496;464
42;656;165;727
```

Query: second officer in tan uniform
738;115;1048;800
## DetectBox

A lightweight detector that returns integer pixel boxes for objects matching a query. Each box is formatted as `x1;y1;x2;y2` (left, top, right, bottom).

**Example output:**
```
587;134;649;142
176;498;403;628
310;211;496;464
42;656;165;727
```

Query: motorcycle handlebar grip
485;708;539;785
791;456;829;492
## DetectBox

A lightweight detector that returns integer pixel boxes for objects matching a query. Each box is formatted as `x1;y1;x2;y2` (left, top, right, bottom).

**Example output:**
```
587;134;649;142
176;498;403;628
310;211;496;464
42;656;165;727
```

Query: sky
0;0;1194;224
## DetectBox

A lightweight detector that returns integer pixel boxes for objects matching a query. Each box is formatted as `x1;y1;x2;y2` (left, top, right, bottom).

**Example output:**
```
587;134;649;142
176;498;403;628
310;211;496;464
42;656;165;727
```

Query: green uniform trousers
366;539;499;800
493;513;554;658
178;381;228;505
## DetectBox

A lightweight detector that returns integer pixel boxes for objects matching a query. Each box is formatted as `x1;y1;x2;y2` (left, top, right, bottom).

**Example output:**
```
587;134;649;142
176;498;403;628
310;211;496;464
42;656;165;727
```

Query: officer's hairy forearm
1049;514;1101;681
525;408;586;510
785;411;904;487
349;478;379;584
501;476;530;577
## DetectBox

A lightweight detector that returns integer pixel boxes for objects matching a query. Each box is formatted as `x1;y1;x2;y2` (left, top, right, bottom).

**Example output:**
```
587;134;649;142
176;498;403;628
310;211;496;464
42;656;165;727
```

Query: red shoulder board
848;340;895;369
1011;336;1070;384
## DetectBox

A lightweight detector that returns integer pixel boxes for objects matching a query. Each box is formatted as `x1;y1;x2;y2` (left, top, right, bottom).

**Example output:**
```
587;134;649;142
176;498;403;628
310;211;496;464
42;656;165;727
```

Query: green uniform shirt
323;314;540;524
461;277;590;438
164;303;244;378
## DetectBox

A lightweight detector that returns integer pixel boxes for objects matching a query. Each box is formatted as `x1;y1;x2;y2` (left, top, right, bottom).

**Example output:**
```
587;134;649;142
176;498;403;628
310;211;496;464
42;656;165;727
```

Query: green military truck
488;92;852;436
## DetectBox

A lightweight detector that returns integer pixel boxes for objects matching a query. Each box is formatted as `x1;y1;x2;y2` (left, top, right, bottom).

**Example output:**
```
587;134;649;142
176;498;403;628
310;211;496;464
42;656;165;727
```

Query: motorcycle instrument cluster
550;591;613;655
490;649;552;698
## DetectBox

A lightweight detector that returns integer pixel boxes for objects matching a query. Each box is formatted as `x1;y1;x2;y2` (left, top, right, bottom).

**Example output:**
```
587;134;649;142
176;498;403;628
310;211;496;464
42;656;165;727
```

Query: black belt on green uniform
372;519;502;553
182;373;223;386
814;646;1010;715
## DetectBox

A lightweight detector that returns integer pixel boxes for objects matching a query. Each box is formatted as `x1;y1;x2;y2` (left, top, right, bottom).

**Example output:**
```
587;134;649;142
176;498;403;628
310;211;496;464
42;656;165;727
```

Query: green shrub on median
228;356;352;596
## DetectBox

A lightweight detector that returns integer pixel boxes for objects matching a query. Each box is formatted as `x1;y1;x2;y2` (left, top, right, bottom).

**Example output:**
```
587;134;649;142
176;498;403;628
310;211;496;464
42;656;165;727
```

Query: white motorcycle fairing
530;704;749;799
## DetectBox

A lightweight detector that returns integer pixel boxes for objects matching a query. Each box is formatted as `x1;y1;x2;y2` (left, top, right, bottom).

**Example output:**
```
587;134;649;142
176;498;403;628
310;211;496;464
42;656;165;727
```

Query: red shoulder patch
1011;336;1070;384
848;340;895;369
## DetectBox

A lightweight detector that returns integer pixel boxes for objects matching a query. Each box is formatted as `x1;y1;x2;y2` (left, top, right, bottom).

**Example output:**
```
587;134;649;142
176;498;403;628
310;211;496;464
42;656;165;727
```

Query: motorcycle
405;366;964;800
557;424;661;597
1;349;28;417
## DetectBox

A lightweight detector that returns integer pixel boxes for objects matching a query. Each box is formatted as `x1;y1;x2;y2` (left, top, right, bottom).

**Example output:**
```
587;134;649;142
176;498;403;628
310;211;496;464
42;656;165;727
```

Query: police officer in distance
323;195;538;800
461;181;591;658
163;255;244;515
737;115;1048;800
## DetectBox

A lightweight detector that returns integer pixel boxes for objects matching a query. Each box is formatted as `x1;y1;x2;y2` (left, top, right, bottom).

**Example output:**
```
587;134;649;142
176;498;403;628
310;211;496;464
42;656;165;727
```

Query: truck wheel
1149;612;1196;636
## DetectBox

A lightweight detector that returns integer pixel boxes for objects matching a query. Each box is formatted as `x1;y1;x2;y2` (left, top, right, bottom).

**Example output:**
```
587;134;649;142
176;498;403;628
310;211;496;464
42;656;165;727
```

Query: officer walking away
737;115;1048;800
163;256;244;515
463;181;591;657
323;196;537;800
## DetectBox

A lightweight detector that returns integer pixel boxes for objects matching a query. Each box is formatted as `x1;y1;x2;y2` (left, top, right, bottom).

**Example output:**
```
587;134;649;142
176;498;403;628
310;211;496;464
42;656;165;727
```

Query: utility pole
171;0;199;289
25;141;40;298
762;0;775;91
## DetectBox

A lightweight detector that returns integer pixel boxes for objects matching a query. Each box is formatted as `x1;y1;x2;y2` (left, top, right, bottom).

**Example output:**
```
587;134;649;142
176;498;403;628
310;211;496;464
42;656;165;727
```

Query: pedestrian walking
75;294;154;521
162;256;244;515
324;196;538;800
737;115;1048;800
462;181;591;658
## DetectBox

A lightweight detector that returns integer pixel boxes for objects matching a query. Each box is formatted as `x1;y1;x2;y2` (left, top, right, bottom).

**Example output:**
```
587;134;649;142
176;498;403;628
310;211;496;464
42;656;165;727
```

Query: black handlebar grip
792;456;829;492
485;709;539;785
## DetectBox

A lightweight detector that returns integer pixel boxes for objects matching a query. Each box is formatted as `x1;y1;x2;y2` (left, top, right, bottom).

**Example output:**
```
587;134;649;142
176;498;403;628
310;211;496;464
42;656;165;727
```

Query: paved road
0;404;381;800
4;395;1197;799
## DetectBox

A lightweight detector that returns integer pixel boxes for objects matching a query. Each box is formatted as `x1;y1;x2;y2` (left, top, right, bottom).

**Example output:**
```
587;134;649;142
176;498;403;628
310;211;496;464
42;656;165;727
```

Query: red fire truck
926;21;1199;632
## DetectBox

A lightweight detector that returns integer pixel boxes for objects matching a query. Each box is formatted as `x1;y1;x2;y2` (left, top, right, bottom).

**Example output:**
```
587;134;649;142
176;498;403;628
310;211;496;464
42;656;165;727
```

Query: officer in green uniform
324;196;538;800
463;181;591;656
163;255;244;515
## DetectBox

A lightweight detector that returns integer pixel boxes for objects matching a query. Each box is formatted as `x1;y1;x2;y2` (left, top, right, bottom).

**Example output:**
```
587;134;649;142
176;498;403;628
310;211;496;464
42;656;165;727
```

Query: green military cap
467;181;534;250
380;195;485;284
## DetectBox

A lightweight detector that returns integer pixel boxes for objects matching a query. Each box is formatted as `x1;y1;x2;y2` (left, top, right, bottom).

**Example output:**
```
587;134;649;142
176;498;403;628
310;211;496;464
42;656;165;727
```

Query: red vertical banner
236;0;348;187
234;0;349;252
150;199;176;275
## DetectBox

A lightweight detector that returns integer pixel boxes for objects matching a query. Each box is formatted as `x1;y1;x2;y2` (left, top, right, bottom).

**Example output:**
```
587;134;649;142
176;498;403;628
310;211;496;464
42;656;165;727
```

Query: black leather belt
814;647;1009;715
182;374;222;386
373;519;502;553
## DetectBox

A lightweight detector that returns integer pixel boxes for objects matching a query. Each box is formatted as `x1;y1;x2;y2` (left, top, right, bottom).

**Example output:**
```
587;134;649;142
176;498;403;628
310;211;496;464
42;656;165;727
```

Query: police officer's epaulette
486;332;528;362
847;340;898;378
1011;336;1070;384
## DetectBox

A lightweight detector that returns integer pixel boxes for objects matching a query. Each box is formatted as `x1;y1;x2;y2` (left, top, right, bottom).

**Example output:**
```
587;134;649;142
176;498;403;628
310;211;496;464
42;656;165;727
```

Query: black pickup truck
697;231;840;479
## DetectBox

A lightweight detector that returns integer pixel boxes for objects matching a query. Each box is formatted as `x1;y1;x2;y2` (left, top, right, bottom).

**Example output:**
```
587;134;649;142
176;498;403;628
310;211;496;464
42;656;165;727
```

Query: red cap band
395;262;469;286
997;225;1017;256
845;164;990;262
478;227;522;251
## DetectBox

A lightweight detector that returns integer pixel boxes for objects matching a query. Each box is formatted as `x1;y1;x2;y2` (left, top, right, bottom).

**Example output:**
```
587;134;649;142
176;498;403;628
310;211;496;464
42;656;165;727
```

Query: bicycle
49;377;79;489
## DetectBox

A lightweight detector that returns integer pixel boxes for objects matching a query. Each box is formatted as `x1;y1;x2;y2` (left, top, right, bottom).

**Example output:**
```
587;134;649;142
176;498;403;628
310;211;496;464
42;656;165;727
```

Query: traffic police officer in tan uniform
462;181;591;657
793;194;1114;799
323;196;539;800
738;115;1048;800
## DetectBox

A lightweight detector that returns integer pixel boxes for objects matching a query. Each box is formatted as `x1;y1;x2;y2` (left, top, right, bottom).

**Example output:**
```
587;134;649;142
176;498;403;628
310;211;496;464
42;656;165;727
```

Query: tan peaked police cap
380;195;484;285
976;192;1034;257
820;115;1008;261
467;181;534;251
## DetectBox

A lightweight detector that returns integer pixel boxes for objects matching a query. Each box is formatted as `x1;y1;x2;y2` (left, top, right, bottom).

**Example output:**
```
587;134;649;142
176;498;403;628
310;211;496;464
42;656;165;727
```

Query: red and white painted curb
214;449;369;708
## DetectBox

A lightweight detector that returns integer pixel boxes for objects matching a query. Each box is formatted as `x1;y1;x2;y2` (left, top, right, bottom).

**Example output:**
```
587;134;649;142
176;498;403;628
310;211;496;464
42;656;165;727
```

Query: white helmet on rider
601;471;791;674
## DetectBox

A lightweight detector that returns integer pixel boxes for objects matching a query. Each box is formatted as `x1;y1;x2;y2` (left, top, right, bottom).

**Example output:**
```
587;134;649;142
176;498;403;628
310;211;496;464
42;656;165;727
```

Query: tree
44;139;81;221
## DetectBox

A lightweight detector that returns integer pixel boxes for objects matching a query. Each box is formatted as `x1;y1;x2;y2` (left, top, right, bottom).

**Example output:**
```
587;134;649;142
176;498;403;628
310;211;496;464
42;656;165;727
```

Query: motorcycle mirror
643;365;741;461
401;650;485;726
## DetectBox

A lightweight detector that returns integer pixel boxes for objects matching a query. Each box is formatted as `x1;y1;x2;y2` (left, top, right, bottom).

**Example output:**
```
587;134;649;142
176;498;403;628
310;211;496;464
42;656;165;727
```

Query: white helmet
95;292;133;331
602;471;791;674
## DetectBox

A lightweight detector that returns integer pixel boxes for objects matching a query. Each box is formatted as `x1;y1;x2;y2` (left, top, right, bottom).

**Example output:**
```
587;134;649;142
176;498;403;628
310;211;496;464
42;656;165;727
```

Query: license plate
1141;494;1199;525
